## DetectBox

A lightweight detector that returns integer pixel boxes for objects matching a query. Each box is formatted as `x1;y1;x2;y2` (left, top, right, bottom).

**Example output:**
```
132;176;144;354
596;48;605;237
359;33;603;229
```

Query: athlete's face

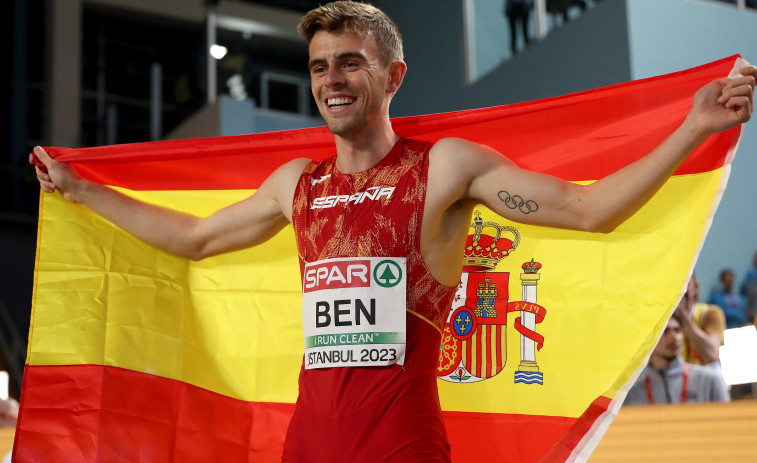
308;30;398;138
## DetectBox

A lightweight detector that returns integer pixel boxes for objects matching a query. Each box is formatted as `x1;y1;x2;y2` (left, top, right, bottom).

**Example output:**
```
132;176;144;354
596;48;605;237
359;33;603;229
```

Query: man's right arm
676;304;723;365
32;146;309;260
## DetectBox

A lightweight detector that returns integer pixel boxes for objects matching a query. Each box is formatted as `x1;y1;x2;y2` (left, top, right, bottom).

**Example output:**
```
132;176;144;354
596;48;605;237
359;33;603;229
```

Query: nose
325;66;345;87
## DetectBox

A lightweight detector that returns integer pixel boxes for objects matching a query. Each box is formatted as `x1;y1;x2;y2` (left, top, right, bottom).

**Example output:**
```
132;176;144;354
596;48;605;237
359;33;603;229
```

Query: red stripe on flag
14;365;295;463
443;409;577;463
485;325;492;378
540;395;613;461
476;328;483;377
15;365;587;462
43;56;741;191
496;325;503;373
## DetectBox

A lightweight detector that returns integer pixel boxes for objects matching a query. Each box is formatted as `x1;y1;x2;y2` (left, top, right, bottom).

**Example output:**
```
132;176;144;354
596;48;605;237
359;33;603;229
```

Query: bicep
193;158;307;258
463;146;590;230
196;190;288;257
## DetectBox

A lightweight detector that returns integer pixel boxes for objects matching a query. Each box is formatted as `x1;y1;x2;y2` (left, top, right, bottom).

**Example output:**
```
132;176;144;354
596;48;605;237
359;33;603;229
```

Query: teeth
327;97;355;107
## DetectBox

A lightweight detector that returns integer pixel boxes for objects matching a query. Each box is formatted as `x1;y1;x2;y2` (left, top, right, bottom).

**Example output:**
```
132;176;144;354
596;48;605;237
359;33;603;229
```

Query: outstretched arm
449;66;756;232
31;146;309;260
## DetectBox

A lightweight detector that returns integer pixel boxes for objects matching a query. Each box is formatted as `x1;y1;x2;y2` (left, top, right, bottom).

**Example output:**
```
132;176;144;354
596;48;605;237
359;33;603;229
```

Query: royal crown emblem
522;258;542;274
463;211;520;272
439;210;547;386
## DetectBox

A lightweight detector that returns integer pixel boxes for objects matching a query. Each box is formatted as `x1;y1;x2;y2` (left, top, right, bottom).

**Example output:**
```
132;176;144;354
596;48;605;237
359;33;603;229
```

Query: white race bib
302;257;407;369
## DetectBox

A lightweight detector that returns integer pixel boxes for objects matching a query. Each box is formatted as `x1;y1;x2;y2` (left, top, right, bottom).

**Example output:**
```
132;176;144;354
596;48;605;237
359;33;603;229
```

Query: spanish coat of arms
437;211;547;385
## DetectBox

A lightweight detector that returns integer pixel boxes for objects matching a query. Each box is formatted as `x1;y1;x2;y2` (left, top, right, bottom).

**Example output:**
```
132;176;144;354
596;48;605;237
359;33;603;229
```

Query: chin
326;122;360;138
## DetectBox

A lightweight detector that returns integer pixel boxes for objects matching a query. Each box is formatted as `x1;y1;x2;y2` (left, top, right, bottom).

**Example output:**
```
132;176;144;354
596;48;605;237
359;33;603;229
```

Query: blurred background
2;0;757;453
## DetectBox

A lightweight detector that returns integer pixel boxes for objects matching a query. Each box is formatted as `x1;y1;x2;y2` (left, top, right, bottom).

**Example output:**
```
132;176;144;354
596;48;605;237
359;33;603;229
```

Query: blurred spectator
547;0;587;24
746;278;757;327
740;250;757;296
624;314;730;405
0;398;17;428
718;0;757;8
709;269;746;328
504;0;533;55
676;274;725;365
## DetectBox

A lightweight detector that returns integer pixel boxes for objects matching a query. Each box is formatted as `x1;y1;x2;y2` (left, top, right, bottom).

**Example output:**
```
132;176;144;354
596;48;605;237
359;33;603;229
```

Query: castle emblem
438;211;547;385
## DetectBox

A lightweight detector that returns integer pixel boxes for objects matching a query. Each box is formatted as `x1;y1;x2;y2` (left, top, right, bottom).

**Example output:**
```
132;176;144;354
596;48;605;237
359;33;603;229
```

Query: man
747;277;757;326
676;274;726;366
624;314;730;405
710;269;746;328
31;2;756;461
739;250;757;296
504;0;533;55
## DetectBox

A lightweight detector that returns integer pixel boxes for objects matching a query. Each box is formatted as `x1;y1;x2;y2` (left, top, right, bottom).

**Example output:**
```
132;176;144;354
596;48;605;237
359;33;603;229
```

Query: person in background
676;274;725;366
709;269;746;329
739;250;757;296
745;277;757;325
504;0;533;55
624;313;730;405
546;0;587;24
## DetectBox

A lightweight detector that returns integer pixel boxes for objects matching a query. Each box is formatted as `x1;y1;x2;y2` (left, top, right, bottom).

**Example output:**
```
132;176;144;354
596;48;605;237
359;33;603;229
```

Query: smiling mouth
327;97;356;108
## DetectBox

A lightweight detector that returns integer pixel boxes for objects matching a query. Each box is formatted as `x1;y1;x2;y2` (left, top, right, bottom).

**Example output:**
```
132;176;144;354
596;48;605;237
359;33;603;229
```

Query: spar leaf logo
437;211;547;386
374;260;402;288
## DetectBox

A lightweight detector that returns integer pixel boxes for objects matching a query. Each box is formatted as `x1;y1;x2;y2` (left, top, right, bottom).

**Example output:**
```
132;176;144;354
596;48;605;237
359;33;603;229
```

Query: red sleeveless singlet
284;138;456;462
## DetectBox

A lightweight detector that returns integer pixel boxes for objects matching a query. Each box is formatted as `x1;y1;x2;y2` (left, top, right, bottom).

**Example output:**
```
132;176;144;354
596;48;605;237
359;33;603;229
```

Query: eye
311;65;327;76
343;61;358;70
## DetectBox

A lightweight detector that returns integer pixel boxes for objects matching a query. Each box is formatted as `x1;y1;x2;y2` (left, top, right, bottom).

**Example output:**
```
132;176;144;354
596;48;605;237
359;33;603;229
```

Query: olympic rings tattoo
497;190;539;214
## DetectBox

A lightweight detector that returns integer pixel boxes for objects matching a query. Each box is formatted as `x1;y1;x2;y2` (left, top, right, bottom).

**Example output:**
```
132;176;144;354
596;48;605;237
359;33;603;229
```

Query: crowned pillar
515;259;544;385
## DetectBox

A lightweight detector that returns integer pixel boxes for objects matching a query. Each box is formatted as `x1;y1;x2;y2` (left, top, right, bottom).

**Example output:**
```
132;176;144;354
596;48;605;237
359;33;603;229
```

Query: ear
386;60;407;94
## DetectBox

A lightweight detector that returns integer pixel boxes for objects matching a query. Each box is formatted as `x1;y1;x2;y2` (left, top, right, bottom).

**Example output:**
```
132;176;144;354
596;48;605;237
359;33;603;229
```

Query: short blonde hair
298;1;404;66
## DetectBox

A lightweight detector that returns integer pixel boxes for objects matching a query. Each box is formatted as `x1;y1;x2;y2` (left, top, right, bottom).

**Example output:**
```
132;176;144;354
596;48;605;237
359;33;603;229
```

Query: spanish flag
14;56;745;462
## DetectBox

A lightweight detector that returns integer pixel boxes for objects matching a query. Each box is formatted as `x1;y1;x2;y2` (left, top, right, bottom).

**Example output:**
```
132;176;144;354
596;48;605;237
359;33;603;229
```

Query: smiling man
31;1;757;462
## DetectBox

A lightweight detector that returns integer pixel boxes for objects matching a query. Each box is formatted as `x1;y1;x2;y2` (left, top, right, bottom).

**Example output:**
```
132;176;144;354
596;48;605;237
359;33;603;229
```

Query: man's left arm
457;66;756;232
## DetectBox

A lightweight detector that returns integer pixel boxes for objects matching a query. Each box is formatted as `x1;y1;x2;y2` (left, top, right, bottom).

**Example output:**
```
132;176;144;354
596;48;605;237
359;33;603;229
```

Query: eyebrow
308;51;367;69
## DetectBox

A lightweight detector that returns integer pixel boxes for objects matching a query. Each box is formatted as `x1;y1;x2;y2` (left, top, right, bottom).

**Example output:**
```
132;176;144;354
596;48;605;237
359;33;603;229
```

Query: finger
32;146;52;174
39;180;56;194
725;97;753;124
722;83;755;101
740;65;757;79
721;76;755;95
33;146;52;164
718;79;755;103
727;75;756;89
725;95;752;114
34;166;51;183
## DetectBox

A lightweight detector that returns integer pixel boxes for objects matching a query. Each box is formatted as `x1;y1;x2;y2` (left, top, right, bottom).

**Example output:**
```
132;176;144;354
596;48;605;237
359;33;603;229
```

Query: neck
333;116;399;174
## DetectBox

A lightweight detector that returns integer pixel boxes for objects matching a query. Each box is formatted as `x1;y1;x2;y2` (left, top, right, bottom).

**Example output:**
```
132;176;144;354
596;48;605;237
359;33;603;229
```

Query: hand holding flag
687;63;755;138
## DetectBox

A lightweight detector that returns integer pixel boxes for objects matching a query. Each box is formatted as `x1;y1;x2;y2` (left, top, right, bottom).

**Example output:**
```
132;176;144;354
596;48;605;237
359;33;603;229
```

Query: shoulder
265;158;311;185
259;157;312;203
704;303;725;318
688;363;722;381
276;157;312;176
429;137;516;171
